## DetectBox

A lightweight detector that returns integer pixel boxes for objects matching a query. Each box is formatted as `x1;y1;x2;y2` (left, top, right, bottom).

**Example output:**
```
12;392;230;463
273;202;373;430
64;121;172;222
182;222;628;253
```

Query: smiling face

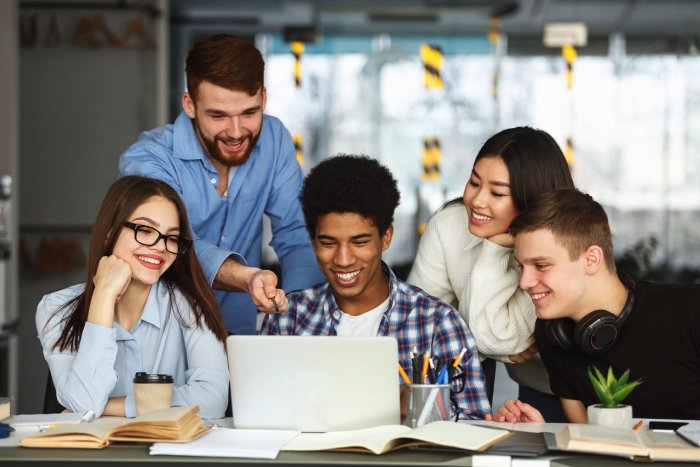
462;155;518;238
182;81;266;168
313;212;392;316
112;196;180;286
515;228;590;321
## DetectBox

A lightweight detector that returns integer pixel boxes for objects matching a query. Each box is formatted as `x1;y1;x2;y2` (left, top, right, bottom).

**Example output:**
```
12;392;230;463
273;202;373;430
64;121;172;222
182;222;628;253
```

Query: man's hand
247;269;288;313
485;399;544;423
214;258;288;313
508;343;538;364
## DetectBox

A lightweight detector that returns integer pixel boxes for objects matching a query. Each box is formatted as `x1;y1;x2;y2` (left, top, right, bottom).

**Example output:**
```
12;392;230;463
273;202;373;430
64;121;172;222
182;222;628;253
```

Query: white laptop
227;335;400;432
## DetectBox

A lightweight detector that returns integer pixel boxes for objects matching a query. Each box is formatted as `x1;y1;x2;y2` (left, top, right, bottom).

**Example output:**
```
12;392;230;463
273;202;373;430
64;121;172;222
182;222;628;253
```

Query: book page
18;420;119;449
567;424;645;447
638;431;700;462
557;424;649;458
282;425;410;454
109;406;205;442
398;421;511;452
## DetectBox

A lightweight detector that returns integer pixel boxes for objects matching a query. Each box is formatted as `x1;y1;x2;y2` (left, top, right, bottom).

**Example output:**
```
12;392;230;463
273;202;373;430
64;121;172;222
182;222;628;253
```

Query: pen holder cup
133;372;174;416
406;384;451;428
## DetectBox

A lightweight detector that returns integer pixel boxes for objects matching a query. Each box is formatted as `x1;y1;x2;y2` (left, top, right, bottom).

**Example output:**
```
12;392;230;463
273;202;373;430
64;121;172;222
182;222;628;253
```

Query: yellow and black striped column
420;43;444;89
562;44;577;171
488;17;500;100
562;44;576;89
421;137;441;181
291;41;304;88
293;133;303;166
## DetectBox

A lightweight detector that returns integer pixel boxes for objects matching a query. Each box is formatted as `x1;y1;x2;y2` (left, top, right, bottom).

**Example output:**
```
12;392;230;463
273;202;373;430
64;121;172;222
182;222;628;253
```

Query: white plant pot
587;404;633;428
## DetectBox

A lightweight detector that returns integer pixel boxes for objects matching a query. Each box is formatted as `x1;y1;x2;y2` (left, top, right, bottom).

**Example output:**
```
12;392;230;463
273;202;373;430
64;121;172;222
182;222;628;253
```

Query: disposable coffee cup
133;372;174;416
406;384;451;428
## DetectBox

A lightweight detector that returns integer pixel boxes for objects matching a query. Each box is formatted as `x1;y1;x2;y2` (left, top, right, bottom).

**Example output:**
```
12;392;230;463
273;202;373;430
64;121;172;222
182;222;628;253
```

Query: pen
397;364;412;386
38;423;60;432
633;420;644;432
271;297;279;313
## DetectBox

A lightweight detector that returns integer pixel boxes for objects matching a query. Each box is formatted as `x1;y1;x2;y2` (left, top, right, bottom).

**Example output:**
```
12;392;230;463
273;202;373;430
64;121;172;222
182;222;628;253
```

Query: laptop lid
227;335;401;432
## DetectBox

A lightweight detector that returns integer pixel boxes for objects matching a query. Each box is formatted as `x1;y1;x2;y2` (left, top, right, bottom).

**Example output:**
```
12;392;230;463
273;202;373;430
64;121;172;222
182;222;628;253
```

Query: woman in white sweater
408;127;575;421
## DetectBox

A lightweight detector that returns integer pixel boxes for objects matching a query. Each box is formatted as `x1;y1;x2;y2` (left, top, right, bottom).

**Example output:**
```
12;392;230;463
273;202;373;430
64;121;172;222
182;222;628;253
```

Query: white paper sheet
149;427;299;459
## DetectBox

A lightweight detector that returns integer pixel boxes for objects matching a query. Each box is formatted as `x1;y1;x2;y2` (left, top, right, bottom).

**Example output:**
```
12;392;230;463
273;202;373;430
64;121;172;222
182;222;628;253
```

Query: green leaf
590;376;613;406
606;366;615;387
592;366;607;387
611;380;643;406
617;369;630;387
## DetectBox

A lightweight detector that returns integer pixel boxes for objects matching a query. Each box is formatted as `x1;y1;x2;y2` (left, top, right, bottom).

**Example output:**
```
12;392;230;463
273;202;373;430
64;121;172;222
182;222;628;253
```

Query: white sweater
408;202;552;393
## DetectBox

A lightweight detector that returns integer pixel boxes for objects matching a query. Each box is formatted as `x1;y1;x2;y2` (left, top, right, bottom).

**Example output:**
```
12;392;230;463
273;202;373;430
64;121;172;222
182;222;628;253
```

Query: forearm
213;257;258;292
102;396;126;416
561;398;587;423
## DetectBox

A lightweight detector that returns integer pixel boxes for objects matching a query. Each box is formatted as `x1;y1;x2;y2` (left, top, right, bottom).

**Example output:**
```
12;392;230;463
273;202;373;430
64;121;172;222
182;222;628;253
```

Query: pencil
397;364;412;386
633;420;644;432
420;352;430;384
452;347;468;368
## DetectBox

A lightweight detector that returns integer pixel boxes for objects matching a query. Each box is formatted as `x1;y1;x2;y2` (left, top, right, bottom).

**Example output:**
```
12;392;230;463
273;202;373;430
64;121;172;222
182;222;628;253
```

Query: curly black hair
301;154;401;238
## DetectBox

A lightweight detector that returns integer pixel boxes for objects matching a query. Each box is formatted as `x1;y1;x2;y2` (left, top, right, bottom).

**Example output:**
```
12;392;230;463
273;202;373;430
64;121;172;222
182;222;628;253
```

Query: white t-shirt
336;296;390;337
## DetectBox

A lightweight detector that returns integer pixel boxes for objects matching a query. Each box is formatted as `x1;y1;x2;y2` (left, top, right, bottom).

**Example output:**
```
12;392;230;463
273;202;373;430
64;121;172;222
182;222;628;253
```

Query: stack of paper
149;428;299;459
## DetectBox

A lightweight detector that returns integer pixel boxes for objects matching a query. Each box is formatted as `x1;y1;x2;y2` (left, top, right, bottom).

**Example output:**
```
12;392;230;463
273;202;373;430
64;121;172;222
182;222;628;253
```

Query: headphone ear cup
545;319;576;350
574;310;619;355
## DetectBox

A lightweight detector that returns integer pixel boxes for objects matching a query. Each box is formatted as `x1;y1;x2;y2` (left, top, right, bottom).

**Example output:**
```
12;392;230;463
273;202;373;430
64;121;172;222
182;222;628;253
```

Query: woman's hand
93;255;132;302
487;232;515;248
88;255;132;327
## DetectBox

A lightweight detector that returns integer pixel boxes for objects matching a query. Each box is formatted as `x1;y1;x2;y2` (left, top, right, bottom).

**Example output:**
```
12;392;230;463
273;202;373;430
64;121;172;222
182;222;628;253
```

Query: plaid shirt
262;265;491;420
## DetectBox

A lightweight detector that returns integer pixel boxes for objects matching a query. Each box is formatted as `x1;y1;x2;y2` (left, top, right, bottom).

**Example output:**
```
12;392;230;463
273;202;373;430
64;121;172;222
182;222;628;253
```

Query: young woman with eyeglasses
36;176;228;418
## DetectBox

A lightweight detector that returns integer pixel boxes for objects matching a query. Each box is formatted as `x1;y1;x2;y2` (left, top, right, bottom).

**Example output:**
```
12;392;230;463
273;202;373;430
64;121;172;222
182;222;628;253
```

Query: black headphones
544;272;636;355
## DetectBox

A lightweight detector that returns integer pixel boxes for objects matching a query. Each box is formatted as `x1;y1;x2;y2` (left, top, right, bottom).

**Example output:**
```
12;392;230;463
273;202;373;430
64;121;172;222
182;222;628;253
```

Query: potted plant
586;366;642;428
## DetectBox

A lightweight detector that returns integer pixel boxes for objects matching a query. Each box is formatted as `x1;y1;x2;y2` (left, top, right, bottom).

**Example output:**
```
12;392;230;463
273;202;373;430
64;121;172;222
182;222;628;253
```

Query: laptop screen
227;335;401;432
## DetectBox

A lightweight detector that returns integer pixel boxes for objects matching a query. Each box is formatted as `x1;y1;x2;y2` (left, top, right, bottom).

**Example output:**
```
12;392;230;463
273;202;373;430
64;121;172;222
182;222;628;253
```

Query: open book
19;406;209;449
282;421;511;455
550;423;700;462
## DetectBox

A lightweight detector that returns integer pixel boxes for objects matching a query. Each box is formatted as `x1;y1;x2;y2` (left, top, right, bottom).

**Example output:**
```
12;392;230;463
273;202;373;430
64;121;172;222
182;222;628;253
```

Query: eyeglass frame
122;221;191;255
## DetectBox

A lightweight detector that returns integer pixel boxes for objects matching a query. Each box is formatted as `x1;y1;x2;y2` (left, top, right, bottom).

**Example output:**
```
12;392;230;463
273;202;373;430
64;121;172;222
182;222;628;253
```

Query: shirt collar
113;283;165;340
173;112;208;161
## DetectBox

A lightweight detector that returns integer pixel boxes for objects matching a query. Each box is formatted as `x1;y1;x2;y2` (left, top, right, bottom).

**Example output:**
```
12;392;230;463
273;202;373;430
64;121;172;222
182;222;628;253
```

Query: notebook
227;335;400;432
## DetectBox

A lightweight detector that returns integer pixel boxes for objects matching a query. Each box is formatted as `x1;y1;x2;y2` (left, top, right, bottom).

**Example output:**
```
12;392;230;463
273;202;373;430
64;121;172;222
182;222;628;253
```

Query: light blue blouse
36;281;229;419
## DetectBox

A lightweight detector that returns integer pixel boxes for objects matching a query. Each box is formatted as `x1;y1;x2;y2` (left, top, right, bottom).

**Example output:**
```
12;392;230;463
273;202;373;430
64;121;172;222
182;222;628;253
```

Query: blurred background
1;0;699;413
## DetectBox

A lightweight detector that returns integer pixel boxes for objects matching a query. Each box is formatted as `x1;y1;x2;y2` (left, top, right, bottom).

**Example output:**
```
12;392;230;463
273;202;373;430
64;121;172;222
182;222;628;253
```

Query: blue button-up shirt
36;281;229;419
262;266;491;420
119;113;324;334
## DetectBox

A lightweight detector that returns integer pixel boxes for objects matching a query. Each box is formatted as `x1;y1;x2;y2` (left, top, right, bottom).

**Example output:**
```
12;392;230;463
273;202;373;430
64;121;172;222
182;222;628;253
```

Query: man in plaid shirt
262;155;490;420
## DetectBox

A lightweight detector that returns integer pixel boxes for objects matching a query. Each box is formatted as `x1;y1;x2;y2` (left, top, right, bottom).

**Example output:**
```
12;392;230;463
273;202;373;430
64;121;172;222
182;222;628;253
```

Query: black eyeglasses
122;222;191;255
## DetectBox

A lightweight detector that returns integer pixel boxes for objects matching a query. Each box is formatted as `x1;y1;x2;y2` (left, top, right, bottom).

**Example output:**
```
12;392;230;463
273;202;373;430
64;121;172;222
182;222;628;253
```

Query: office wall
17;5;162;413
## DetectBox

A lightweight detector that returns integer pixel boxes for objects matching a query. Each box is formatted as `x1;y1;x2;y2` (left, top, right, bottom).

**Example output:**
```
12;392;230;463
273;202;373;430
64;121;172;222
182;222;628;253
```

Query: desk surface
0;444;690;467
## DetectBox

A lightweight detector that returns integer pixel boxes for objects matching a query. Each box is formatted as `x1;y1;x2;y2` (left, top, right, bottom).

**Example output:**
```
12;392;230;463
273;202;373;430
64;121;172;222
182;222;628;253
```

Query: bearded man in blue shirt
262;155;491;420
120;34;324;335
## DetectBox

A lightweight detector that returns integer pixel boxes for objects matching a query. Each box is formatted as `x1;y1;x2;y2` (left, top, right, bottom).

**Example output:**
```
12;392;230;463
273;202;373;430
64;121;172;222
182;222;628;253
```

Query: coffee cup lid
133;372;174;384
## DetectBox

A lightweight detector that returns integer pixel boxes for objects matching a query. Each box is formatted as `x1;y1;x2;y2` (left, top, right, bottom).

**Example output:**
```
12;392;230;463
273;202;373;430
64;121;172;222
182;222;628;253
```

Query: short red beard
193;120;260;167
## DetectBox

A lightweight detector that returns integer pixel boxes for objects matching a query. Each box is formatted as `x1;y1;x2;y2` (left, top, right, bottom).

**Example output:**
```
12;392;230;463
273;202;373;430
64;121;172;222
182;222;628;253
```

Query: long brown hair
51;176;227;351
